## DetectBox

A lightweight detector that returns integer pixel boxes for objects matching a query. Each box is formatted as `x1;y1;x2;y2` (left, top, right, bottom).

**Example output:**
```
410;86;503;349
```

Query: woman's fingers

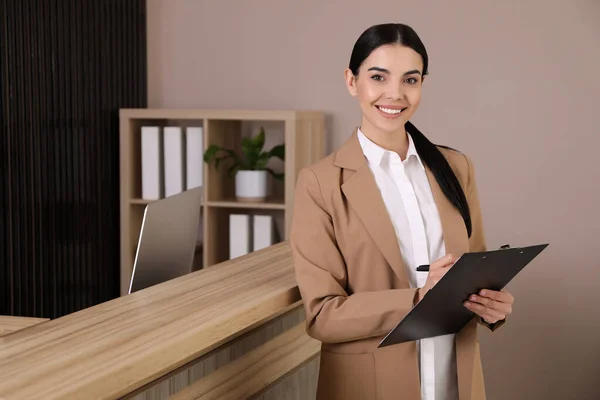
480;289;514;305
468;294;513;314
427;253;458;288
426;265;449;285
464;297;511;323
430;253;458;270
418;254;460;303
432;266;450;283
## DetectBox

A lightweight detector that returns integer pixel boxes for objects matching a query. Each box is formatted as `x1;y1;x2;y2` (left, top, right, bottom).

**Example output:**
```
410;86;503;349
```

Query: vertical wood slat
0;0;147;318
0;0;6;314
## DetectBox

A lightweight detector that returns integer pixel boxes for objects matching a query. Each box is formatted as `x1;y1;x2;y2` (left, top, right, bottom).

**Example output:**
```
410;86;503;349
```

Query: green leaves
254;152;270;170
268;144;285;161
240;129;263;170
203;126;286;180
203;145;241;170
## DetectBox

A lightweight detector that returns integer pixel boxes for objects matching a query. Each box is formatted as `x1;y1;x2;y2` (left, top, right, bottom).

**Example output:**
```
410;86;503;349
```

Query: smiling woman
290;23;515;400
344;24;472;239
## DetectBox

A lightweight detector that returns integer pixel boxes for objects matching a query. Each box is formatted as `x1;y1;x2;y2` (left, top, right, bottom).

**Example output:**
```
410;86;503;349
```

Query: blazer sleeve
463;154;505;332
289;167;419;344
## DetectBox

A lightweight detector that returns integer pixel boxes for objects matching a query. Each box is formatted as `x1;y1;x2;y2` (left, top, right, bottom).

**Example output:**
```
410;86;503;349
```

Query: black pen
417;245;510;272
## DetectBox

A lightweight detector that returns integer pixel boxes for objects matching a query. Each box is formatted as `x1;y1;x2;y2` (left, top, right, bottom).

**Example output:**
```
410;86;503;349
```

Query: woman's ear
344;69;358;97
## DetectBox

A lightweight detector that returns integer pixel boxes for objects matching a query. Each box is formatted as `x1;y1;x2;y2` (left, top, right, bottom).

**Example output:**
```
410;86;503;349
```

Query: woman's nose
385;84;403;100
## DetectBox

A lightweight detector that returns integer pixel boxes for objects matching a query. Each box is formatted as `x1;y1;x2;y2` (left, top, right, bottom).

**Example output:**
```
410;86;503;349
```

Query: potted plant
203;127;285;202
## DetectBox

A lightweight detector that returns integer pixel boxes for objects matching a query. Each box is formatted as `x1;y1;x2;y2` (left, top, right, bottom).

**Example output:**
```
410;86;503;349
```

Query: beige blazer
290;129;503;400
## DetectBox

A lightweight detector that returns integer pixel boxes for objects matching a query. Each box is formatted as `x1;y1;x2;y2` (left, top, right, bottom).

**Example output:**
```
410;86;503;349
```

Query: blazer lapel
335;130;410;287
424;167;469;257
342;166;410;286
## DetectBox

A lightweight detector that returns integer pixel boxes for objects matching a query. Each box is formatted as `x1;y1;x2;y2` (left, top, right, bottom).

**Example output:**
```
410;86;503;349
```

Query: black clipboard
378;244;549;348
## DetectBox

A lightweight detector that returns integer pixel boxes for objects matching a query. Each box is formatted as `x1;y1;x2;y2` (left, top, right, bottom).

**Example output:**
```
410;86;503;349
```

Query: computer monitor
128;186;202;294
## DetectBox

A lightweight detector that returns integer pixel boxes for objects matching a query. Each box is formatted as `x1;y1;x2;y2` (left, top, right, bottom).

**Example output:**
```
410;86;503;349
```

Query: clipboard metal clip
499;244;511;250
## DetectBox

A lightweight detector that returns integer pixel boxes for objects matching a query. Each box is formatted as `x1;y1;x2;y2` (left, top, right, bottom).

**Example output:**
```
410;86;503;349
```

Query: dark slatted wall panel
0;0;147;318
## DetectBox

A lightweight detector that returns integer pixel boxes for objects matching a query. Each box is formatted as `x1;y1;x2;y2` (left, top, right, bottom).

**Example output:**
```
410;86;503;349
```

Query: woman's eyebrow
367;66;422;76
367;66;390;74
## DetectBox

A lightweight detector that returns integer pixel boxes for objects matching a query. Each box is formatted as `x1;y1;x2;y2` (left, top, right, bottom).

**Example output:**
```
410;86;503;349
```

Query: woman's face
345;44;424;135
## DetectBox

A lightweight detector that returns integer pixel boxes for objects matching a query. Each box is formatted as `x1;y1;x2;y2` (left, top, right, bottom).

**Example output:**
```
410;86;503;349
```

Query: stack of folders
229;214;277;259
140;126;204;200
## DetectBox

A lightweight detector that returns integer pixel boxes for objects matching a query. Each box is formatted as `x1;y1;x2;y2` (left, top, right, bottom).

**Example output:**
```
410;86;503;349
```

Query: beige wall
147;0;600;398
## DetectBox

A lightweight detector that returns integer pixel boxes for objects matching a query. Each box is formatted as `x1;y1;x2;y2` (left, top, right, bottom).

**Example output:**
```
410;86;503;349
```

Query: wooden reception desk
0;316;49;338
0;242;320;399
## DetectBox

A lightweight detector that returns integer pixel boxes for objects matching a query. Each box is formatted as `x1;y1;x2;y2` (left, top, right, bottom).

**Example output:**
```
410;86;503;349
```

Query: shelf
120;108;323;121
119;108;326;296
130;198;205;207
130;198;154;205
206;198;285;210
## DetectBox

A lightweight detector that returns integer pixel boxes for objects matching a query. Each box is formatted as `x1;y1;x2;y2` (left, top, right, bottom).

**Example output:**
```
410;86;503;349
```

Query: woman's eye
405;77;418;84
371;75;384;82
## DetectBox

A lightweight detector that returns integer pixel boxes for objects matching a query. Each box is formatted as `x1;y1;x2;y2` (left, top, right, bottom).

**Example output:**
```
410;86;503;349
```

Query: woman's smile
375;105;408;119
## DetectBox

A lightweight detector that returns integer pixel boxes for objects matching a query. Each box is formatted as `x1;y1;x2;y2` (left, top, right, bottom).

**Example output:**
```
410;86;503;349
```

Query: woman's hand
415;254;458;303
464;289;514;324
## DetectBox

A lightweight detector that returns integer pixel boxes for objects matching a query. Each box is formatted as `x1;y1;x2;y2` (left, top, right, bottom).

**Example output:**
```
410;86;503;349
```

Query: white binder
253;215;274;251
186;126;204;190
163;126;184;197
141;126;163;200
229;214;251;259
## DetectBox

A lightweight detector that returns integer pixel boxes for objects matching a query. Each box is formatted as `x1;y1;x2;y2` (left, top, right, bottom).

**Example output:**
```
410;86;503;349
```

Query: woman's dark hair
349;23;472;237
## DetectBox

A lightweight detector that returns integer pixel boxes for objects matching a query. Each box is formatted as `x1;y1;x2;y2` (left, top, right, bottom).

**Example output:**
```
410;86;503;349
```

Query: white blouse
358;127;458;400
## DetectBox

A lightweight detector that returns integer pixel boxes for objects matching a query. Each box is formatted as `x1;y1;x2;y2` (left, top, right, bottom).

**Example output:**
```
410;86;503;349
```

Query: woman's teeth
377;106;404;115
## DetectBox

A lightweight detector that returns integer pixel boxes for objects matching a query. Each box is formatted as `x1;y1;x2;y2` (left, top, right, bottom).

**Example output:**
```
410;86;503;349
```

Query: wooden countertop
0;242;301;399
0;316;49;338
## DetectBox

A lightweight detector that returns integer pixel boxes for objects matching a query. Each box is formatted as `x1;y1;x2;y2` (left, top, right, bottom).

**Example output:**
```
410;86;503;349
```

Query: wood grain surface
0;316;49;338
0;242;300;400
126;303;307;400
169;322;320;400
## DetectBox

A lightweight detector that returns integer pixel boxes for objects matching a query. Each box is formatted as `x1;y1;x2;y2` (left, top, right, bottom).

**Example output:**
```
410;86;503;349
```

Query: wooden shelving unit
119;109;326;295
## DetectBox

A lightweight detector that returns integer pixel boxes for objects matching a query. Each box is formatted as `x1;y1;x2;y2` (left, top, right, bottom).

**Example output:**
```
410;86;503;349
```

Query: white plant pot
235;170;268;202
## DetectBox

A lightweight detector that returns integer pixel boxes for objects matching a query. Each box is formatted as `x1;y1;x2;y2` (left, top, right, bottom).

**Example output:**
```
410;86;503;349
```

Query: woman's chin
368;114;408;133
